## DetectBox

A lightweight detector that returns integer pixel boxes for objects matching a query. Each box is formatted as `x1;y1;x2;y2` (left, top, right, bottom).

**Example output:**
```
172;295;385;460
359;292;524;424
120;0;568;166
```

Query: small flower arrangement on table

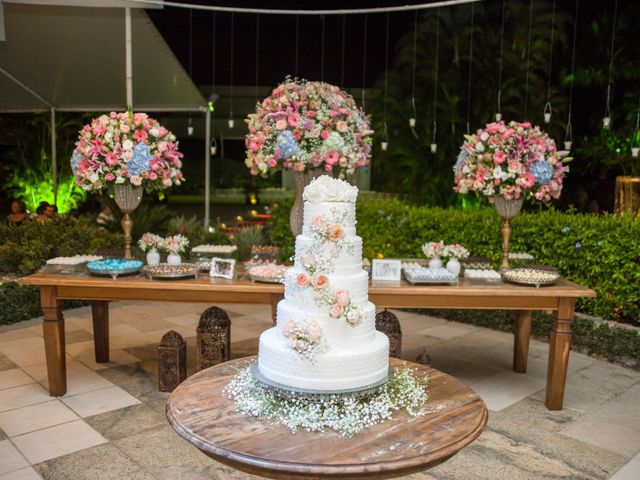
71;112;184;192
442;244;470;260
137;233;164;252
165;234;189;255
422;241;445;261
245;77;373;177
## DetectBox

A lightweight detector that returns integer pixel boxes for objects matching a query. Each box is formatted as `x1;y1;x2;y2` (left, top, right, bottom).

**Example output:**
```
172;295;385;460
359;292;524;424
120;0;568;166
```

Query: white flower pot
446;258;461;276
146;249;160;266
428;257;443;269
167;253;181;265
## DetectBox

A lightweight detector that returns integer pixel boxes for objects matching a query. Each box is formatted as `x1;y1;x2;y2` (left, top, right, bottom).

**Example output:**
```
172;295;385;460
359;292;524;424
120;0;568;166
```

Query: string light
409;10;418;128
361;14;368;109
523;0;533;121
340;15;346;86
544;0;556;124
564;0;580;151
228;12;235;129
255;14;260;104
294;16;299;77
603;0;618;130
496;0;506;121
431;8;440;154
187;8;193;136
465;2;475;135
382;12;390;151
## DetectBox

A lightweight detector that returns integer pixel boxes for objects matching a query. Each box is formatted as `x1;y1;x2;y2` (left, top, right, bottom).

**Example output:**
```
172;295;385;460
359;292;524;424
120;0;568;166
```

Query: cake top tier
303;175;358;204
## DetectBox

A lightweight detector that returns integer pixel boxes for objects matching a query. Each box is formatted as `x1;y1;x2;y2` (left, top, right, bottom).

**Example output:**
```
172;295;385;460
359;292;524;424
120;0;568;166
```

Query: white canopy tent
0;1;213;224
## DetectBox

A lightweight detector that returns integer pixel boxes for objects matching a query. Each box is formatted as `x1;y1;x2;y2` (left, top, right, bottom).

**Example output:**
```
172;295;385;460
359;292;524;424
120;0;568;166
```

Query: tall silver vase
494;196;524;270
289;170;322;236
113;184;143;259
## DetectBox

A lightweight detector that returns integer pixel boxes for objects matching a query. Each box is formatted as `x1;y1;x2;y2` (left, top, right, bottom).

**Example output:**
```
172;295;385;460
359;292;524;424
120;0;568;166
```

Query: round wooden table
166;357;487;480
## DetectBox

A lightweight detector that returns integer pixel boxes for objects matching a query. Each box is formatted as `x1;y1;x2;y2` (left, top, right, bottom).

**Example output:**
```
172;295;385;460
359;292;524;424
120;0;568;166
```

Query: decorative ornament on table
165;234;189;265
138;232;164;266
443;243;469;276
70;112;183;258
454;120;570;269
244;77;372;235
422;241;445;269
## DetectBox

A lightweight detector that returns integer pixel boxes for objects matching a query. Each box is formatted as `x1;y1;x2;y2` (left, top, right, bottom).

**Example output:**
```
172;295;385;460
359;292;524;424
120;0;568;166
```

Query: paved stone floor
0;301;639;480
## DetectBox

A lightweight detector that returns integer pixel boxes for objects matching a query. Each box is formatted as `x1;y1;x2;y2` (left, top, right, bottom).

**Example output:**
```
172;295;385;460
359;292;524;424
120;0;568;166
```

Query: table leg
513;310;532;373
545;298;576;410
91;301;110;363
270;293;283;326
41;286;66;396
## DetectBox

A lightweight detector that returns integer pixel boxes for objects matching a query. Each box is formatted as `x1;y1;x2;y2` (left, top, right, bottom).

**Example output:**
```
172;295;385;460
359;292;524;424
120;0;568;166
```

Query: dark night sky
147;0;449;89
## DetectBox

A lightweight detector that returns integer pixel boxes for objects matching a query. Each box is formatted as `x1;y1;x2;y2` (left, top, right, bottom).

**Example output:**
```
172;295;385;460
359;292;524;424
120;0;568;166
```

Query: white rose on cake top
302;175;359;203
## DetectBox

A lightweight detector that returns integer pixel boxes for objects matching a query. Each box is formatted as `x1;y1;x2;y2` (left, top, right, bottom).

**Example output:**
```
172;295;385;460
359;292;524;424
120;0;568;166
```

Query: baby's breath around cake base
224;364;428;437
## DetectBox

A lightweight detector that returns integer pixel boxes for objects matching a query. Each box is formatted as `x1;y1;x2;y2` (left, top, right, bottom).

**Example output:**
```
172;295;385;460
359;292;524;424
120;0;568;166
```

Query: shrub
267;199;640;325
0;216;122;275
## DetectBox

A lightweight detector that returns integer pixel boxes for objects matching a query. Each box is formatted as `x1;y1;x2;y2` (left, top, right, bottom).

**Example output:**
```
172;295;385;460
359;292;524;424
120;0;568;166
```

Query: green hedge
268;199;640;325
0;216;122;276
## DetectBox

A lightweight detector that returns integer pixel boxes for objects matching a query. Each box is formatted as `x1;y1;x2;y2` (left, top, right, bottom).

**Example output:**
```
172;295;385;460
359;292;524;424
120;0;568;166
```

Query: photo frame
371;259;402;282
209;257;236;279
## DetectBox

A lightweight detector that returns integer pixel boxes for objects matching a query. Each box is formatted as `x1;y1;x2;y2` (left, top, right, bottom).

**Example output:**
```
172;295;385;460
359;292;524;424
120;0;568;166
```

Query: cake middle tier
277;299;376;346
294;234;363;276
283;268;369;311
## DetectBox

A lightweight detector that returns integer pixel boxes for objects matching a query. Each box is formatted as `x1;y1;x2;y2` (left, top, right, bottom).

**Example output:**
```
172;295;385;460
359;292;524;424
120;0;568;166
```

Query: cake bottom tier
258;328;389;391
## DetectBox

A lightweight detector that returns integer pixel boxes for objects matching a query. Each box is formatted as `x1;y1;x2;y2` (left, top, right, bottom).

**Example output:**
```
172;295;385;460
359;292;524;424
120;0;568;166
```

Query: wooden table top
21;270;596;299
165;357;488;480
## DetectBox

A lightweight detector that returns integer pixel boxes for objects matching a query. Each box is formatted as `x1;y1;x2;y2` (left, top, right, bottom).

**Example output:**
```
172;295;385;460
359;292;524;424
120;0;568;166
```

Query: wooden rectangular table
20;272;595;410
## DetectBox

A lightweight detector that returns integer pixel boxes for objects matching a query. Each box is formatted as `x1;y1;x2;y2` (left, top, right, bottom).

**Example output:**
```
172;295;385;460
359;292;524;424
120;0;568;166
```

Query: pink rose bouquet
245;77;373;177
454;120;570;201
70;112;184;192
422;241;445;259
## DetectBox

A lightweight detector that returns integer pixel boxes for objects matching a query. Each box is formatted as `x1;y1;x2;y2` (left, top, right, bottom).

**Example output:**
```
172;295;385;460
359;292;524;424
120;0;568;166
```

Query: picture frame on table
371;259;402;282
209;258;236;279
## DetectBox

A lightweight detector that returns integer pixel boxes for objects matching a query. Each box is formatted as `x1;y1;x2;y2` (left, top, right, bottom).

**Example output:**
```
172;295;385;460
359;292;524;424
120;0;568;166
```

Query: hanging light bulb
228;111;235;129
187;118;194;136
602;117;611;129
564;140;572;151
430;143;437;154
381;141;388;151
495;113;503;122
544;102;552;124
632;147;639;157
210;138;218;156
381;121;389;151
409;118;416;128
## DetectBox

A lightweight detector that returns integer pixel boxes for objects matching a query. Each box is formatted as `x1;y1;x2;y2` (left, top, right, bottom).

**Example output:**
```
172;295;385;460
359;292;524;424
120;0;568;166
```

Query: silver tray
87;266;141;279
247;273;284;284
501;268;560;288
142;263;198;280
249;363;391;399
403;267;458;285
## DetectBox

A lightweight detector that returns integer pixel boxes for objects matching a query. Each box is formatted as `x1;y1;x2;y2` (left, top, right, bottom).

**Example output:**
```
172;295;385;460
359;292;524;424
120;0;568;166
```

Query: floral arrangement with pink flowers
245;77;373;177
137;233;164;252
164;234;189;255
442;243;470;260
281;319;326;361
70;112;184;192
422;241;445;259
454;120;570;201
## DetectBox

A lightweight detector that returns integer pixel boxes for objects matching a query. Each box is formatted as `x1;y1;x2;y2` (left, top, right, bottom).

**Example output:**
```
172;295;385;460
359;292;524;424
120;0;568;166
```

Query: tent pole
51;107;57;207
204;108;211;228
125;7;133;109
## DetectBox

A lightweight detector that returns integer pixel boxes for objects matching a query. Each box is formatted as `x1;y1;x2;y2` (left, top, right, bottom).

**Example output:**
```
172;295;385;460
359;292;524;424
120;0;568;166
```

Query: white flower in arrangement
115;176;125;184
475;142;485;152
303;175;358;203
480;132;489;141
122;139;134;151
224;365;429;437
149;127;159;137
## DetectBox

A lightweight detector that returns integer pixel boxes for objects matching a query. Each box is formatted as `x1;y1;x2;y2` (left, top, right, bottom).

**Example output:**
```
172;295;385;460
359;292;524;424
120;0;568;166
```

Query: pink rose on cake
300;252;316;268
311;273;329;290
327;224;344;242
346;310;363;325
329;304;344;318
333;289;350;307
295;272;311;287
311;215;325;231
281;320;295;337
306;320;322;342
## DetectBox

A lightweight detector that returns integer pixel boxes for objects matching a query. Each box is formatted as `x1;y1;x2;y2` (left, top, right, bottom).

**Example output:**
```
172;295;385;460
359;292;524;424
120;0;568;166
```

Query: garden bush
268;198;640;325
0;215;122;275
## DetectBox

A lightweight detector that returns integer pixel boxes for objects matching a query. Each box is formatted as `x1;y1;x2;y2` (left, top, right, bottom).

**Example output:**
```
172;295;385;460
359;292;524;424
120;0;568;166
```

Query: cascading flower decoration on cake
244;77;373;177
454;121;570;201
70;112;184;192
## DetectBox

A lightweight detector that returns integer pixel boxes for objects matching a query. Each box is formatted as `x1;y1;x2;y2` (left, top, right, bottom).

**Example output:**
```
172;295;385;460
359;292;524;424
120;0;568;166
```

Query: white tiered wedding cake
258;176;389;391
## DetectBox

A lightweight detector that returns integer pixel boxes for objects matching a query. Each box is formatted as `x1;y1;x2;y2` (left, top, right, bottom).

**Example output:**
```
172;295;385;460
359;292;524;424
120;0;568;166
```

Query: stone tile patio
0;301;639;480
